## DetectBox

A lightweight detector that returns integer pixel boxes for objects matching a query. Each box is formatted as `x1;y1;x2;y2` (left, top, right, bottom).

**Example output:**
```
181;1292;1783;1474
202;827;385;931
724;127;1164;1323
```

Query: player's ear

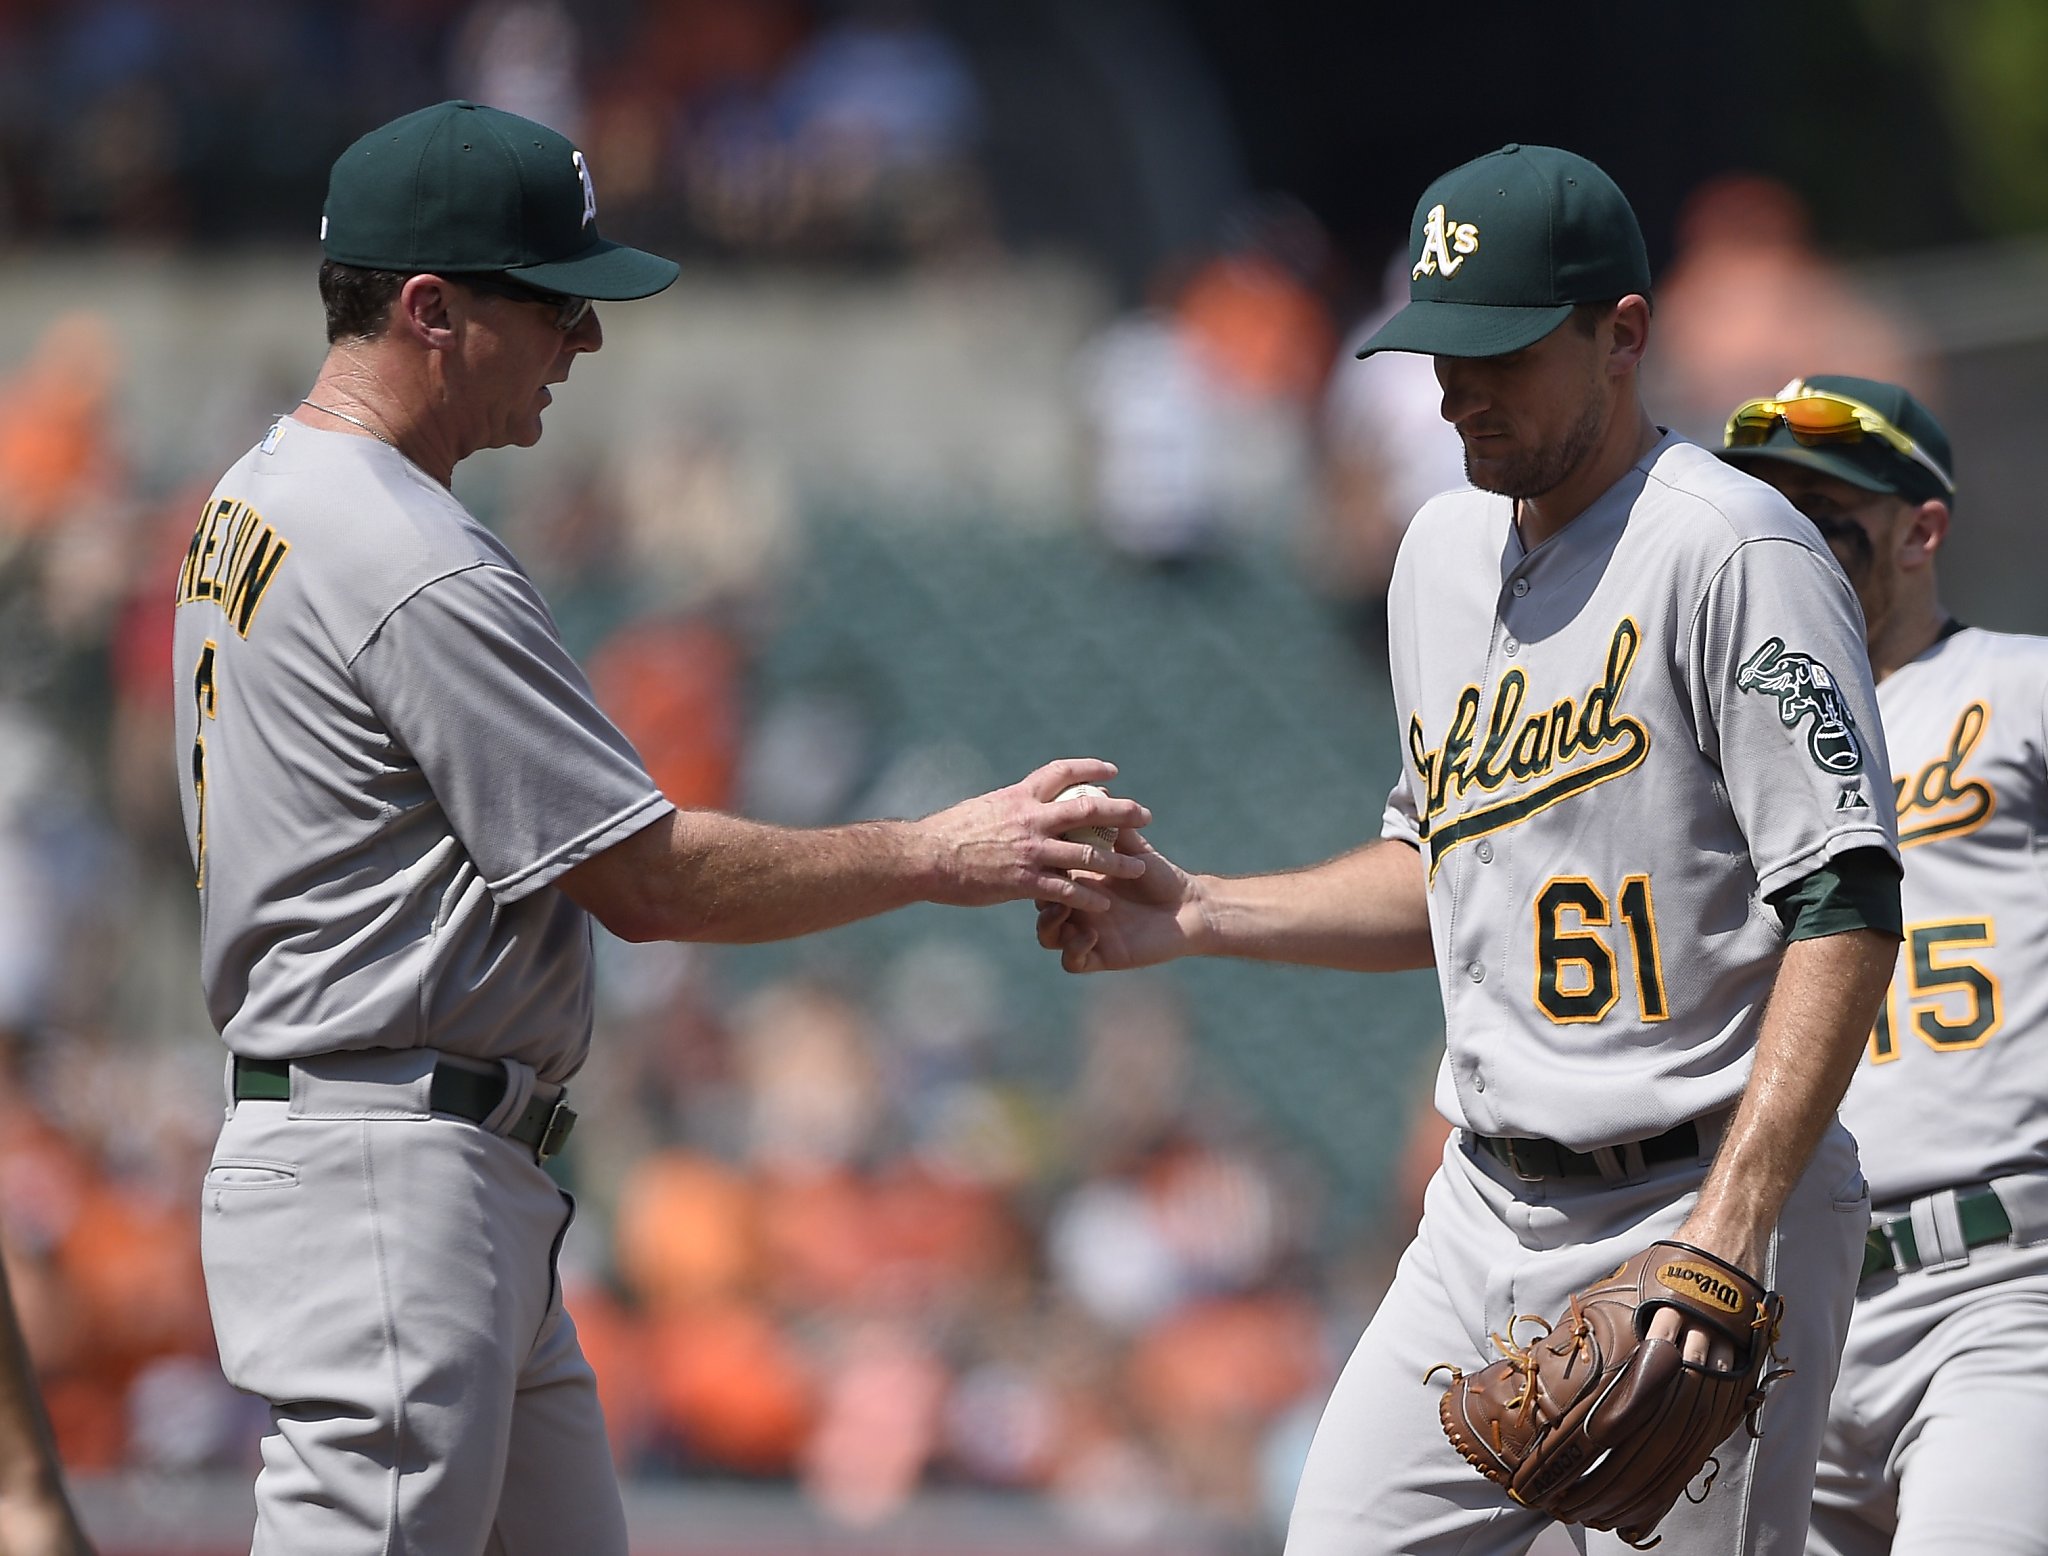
1607;294;1650;376
396;274;458;348
1898;497;1949;571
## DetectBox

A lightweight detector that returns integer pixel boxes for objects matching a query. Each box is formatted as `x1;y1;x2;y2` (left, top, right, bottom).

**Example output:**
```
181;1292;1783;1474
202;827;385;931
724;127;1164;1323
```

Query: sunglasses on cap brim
1723;379;1953;496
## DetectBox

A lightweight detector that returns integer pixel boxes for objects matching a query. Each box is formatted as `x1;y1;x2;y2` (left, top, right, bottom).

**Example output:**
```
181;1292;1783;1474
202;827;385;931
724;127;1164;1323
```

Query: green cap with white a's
1358;144;1650;360
321;100;679;300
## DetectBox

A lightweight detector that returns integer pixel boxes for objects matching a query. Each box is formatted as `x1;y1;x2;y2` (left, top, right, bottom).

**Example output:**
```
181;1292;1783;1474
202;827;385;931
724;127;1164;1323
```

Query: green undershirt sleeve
1765;846;1903;942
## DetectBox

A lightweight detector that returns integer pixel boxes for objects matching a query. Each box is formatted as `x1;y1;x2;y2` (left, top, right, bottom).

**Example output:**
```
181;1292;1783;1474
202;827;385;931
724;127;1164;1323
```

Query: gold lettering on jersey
175;496;290;637
1409;619;1650;876
1411;204;1481;279
1895;700;1995;848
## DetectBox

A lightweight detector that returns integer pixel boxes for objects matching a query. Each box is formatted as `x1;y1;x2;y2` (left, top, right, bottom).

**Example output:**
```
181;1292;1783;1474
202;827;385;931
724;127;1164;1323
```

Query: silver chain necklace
299;399;396;447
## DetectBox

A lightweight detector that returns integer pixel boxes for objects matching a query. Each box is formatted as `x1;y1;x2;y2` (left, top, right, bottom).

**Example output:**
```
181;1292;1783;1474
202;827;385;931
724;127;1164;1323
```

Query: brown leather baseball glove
1428;1240;1789;1549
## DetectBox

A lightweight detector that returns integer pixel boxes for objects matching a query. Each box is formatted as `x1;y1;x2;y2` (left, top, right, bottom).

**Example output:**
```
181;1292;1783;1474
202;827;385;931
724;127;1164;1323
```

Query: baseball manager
172;99;1146;1554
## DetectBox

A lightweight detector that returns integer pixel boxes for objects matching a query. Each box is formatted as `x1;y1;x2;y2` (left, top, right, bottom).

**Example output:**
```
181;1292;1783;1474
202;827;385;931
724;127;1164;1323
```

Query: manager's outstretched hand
921;759;1153;910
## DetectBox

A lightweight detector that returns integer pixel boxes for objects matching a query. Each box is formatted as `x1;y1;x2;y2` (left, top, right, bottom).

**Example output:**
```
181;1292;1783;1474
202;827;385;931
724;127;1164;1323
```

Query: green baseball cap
1718;374;1955;503
321;100;678;300
1357;144;1651;360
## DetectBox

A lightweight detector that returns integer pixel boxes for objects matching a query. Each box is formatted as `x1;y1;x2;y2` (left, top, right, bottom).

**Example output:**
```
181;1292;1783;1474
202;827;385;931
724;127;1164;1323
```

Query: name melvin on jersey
176;495;290;636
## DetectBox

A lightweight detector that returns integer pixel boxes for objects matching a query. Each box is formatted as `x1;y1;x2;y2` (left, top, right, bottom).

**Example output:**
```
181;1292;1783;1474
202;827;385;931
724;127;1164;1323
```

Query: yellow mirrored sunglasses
1724;379;1953;495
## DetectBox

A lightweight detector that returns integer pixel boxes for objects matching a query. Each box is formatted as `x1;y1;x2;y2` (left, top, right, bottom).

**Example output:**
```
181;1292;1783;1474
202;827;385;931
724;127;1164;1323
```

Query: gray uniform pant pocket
201;1103;626;1556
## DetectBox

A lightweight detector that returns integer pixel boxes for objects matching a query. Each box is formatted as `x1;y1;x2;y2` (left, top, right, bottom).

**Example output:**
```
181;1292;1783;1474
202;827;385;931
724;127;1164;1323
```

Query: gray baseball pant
1808;1229;2048;1556
1284;1121;1869;1556
200;1049;627;1556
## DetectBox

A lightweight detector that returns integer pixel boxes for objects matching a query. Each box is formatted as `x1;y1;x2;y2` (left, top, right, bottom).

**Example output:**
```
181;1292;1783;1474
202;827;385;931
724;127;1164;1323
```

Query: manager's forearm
1684;927;1897;1270
603;810;936;943
1194;838;1436;972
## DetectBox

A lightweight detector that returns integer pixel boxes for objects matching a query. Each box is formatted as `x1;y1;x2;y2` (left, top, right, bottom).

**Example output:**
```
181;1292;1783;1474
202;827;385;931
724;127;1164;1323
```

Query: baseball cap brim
1717;441;1907;497
505;237;680;301
1356;298;1573;359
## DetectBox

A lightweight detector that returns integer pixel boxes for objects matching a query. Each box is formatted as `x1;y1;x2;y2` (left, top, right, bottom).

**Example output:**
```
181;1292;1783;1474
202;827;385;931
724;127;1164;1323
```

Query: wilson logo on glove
1656;1260;1745;1314
1427;1240;1790;1550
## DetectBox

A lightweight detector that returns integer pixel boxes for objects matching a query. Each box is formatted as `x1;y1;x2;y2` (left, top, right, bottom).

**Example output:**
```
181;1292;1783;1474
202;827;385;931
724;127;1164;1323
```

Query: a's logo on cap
1412;203;1480;280
573;150;597;228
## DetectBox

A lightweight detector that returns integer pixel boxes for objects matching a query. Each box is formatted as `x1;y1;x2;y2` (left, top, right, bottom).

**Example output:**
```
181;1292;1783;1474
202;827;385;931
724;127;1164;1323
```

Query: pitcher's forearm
1194;839;1435;971
1683;926;1898;1271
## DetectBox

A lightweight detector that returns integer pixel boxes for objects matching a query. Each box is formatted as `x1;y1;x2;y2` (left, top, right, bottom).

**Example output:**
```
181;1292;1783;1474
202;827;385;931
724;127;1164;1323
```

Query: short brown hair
1569;300;1615;336
318;260;409;344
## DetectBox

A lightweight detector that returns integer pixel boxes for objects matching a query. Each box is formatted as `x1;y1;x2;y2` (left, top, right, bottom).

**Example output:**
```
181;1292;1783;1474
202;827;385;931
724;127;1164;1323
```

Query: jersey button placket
1501;574;1528;664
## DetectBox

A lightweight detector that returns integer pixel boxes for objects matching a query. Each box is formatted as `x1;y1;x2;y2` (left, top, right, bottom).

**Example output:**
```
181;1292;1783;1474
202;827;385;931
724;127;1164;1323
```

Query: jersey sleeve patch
1735;636;1868;775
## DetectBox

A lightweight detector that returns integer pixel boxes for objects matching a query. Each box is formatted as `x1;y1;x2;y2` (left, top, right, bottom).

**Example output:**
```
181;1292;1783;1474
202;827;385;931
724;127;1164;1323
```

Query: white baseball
1053;783;1119;850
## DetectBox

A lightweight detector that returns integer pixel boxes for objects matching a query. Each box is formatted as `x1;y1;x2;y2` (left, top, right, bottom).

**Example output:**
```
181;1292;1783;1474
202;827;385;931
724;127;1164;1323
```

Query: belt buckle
536;1098;578;1164
1876;1216;1914;1275
1501;1138;1545;1183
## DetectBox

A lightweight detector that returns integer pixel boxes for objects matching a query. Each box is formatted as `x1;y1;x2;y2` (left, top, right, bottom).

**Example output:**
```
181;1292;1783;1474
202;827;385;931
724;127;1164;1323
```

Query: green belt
232;1056;577;1163
1861;1188;2013;1281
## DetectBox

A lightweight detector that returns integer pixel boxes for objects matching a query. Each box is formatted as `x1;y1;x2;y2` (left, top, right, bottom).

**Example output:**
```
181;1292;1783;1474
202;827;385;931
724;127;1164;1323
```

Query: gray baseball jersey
1809;626;2048;1555
1836;626;2048;1203
1381;432;1898;1149
171;419;673;1084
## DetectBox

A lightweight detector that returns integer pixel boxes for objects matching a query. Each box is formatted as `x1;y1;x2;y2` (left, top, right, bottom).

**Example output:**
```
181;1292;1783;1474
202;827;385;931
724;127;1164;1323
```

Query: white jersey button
1473;1074;1486;1092
1476;841;1494;863
1511;578;1530;597
1503;638;1519;656
1467;960;1485;982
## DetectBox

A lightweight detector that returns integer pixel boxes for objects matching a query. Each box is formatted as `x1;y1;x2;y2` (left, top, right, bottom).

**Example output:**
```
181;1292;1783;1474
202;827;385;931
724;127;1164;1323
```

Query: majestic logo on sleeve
1411;204;1480;279
1735;637;1866;774
1896;700;1996;847
1408;618;1650;876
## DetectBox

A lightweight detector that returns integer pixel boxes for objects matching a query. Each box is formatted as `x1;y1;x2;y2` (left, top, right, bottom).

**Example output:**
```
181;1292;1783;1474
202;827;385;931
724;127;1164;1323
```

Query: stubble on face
1458;344;1611;501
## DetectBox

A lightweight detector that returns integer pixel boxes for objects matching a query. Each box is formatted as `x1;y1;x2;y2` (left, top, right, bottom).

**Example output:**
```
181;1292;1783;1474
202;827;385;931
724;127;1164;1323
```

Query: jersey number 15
1869;919;2001;1061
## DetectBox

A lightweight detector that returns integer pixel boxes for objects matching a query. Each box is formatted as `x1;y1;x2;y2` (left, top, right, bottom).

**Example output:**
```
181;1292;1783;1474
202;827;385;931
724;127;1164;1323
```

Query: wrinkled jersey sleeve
1382;771;1422;846
1690;537;1898;899
351;563;674;903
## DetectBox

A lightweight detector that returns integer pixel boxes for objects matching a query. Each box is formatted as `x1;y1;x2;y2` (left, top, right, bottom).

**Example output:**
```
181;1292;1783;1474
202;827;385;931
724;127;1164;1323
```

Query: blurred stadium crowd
0;0;1950;1547
0;0;991;262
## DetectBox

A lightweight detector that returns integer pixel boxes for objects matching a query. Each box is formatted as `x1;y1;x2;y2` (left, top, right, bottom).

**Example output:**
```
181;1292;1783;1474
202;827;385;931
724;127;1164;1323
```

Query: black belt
1471;1120;1705;1182
1862;1188;2013;1281
232;1056;577;1164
